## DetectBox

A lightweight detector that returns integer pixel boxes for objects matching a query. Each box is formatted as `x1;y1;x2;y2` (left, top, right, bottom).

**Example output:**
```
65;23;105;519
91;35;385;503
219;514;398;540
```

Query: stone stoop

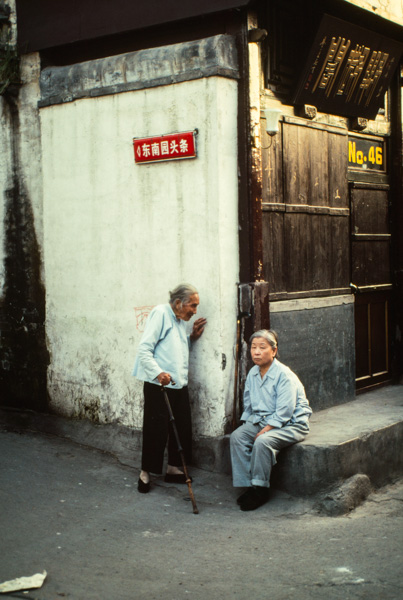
270;384;403;495
1;384;402;498
194;384;403;496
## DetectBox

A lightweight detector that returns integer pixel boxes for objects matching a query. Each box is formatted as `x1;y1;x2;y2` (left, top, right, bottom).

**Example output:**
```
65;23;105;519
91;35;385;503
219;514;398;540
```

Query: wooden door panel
370;297;388;375
351;240;391;285
283;124;330;206
352;191;389;233
328;132;349;209
355;292;389;388
331;215;350;288
262;211;285;293
350;183;391;390
262;119;349;299
355;301;369;379
262;128;283;203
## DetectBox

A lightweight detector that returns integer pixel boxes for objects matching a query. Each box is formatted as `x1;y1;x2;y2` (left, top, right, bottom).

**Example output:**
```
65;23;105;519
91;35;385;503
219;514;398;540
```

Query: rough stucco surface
39;35;239;107
343;0;403;26
0;99;12;291
40;74;239;438
0;52;49;409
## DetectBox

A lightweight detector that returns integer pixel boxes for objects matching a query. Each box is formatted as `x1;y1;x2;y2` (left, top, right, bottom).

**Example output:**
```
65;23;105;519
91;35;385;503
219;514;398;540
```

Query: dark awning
293;14;403;119
15;0;252;53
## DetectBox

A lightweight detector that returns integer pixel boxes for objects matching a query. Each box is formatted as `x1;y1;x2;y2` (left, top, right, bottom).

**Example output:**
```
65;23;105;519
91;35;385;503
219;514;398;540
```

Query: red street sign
133;130;197;164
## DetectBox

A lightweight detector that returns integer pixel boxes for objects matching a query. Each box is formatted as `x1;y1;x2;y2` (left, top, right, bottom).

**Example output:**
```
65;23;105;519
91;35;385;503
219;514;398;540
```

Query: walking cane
161;385;199;515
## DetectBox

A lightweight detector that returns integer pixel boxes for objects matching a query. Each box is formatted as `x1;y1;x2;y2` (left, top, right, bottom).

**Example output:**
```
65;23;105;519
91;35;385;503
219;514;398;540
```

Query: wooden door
261;117;350;299
350;183;392;390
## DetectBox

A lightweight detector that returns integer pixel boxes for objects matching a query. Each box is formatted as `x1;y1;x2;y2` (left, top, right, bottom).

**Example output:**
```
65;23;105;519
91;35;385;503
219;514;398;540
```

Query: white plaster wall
18;54;45;259
0;97;12;295
40;76;239;438
343;0;403;25
0;0;15;297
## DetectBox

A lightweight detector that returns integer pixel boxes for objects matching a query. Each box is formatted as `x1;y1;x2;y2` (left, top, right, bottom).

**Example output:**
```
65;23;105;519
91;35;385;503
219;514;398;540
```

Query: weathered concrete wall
343;0;403;26
0;101;12;291
39;36;239;439
0;0;49;409
270;296;356;411
0;54;49;410
38;35;239;107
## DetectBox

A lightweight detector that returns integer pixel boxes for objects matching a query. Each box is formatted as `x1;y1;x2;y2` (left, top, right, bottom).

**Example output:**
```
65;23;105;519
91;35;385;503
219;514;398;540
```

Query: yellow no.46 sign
348;136;385;171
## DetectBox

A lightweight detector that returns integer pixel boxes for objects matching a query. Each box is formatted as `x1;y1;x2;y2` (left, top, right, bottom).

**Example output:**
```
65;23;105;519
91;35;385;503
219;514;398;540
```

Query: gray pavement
1;383;402;501
1;425;402;600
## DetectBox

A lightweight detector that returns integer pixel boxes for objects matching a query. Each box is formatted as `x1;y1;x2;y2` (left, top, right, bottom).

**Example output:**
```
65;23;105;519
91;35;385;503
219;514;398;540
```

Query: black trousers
141;382;192;474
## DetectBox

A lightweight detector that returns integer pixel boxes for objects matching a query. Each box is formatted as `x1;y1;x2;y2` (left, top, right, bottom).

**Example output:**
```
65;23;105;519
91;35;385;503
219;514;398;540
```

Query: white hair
169;283;198;307
250;329;278;350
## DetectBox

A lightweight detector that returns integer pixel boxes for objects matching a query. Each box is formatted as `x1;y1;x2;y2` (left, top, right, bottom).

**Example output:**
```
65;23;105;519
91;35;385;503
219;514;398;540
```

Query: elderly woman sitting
230;329;312;511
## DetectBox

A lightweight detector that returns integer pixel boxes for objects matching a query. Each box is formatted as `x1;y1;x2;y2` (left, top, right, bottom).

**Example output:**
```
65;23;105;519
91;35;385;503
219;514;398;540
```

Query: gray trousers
230;419;309;488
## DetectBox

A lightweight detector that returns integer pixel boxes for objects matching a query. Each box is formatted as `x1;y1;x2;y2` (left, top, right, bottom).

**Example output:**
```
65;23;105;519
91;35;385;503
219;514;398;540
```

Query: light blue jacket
132;304;190;389
241;358;312;428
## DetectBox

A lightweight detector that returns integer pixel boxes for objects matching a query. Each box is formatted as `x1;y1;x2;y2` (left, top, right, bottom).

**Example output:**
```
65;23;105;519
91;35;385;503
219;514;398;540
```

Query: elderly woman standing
230;329;312;511
133;284;206;493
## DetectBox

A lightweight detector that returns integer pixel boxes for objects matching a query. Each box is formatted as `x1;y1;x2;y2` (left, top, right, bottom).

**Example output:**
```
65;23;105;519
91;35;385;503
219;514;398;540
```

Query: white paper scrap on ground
0;571;47;593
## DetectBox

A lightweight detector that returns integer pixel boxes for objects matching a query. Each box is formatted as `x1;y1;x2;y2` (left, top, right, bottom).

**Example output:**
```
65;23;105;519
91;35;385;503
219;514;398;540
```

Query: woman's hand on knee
254;425;274;440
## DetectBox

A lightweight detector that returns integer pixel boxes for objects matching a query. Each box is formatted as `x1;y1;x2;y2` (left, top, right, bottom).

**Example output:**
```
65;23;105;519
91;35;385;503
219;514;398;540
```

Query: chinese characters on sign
294;15;403;119
133;131;197;164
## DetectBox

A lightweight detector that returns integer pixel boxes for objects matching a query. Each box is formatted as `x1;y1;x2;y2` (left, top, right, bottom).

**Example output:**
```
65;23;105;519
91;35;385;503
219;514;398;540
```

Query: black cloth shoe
239;486;269;511
164;473;193;484
236;488;254;505
138;477;150;494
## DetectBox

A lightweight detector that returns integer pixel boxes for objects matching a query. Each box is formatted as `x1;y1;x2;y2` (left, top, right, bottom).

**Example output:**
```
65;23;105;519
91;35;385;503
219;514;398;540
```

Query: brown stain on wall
0;91;49;410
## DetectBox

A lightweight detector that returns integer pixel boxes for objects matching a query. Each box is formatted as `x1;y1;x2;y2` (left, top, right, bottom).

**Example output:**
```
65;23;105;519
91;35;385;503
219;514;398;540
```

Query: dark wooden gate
261;116;350;299
350;183;392;390
261;116;393;393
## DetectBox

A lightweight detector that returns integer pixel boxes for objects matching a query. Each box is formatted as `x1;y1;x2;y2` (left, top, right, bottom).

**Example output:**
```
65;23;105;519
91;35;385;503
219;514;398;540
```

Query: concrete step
270;384;403;495
1;384;402;498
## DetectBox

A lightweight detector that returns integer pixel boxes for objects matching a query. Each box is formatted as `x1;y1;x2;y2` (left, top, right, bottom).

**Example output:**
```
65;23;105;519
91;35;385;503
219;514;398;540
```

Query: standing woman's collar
168;304;178;320
170;304;185;324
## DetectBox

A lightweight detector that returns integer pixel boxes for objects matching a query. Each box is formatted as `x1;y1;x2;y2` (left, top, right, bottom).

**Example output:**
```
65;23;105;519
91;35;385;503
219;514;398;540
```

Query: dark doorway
350;182;392;390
